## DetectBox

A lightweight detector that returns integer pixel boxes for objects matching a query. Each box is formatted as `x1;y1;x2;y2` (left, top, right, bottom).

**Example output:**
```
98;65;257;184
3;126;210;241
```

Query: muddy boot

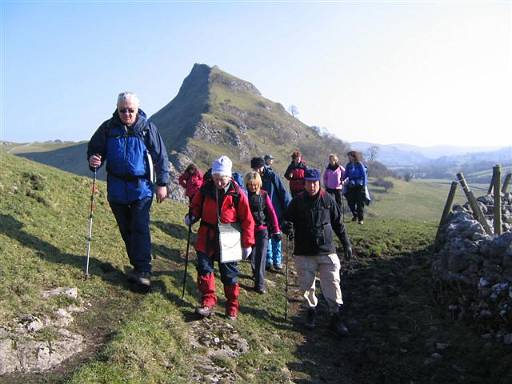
304;308;317;330
329;306;349;337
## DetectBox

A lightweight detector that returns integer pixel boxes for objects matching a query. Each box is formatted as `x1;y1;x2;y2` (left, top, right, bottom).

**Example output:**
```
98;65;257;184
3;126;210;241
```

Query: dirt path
282;244;512;384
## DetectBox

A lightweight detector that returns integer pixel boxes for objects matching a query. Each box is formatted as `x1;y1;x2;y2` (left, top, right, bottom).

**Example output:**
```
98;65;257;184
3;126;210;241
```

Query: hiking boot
127;270;151;287
195;306;213;318
265;264;272;271
304;308;316;330
351;216;357;222
358;220;364;225
273;264;283;271
329;313;349;337
255;287;266;294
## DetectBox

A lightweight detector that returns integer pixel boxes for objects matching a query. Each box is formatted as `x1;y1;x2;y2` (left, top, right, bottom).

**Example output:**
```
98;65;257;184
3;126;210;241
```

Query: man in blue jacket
251;157;291;271
87;92;169;290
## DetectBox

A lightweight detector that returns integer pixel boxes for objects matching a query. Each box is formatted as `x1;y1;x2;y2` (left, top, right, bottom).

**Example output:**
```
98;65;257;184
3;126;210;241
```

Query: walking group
87;92;370;336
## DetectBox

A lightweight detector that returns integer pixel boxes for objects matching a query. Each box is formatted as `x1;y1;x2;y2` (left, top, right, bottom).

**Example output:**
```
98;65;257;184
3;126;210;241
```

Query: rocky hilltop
152;63;350;178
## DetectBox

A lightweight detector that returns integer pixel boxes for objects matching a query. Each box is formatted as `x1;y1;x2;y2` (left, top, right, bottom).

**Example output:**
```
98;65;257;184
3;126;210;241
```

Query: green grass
3;149;510;383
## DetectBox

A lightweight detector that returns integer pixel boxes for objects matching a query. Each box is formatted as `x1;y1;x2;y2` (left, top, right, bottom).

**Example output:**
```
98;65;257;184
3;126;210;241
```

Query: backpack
248;190;268;227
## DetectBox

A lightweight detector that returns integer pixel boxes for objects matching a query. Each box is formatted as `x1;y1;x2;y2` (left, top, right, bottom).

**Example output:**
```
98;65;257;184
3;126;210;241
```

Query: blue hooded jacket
344;161;368;188
87;109;169;204
261;167;291;223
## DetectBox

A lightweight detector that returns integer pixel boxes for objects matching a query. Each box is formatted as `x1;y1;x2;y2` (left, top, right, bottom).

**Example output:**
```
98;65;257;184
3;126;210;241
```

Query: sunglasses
119;108;136;114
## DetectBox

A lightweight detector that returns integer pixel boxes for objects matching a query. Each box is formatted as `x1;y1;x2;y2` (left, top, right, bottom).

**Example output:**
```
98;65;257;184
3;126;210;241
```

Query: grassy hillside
2;150;511;384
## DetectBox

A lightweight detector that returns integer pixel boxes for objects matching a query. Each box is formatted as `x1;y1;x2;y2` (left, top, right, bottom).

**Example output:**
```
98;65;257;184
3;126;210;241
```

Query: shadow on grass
0;213;140;292
152;220;190;241
287;246;512;384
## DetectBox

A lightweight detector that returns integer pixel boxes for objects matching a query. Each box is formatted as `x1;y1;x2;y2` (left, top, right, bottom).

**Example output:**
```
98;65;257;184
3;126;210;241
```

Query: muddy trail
284;244;512;384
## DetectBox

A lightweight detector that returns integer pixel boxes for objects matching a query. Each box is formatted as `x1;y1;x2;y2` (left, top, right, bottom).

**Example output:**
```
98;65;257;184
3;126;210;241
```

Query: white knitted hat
211;155;232;177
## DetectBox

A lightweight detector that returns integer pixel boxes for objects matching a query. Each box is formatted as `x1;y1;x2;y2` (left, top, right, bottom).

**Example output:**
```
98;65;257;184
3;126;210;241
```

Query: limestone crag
0;287;87;375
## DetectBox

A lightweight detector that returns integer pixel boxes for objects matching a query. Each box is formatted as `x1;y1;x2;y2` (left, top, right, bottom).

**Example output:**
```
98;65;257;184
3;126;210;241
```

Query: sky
1;0;511;148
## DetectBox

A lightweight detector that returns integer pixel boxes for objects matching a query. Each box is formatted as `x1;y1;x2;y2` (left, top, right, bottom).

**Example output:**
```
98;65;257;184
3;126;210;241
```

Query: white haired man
87;92;169;290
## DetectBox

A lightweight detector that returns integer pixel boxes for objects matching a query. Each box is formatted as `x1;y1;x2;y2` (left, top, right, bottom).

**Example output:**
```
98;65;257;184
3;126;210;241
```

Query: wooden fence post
456;172;493;235
502;173;511;194
434;181;458;251
493;165;502;236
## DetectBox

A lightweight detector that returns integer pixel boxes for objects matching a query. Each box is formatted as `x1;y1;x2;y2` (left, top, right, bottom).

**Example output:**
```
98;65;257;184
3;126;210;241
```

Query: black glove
272;232;282;241
344;246;352;261
282;221;294;240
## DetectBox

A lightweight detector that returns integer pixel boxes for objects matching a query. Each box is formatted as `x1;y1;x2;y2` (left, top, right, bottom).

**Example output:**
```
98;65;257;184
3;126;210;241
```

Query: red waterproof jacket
190;179;255;257
285;161;307;194
178;170;203;199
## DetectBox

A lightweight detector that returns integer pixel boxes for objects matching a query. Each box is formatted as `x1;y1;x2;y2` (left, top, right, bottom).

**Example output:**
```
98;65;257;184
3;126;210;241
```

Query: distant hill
3;140;94;178
351;141;512;182
151;63;351;176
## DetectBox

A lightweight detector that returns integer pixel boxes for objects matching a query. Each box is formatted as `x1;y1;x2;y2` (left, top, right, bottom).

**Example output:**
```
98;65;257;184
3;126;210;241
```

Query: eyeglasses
119;108;136;114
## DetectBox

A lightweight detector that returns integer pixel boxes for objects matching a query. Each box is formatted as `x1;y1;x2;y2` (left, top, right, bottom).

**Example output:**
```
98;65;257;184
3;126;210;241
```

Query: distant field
365;177;470;223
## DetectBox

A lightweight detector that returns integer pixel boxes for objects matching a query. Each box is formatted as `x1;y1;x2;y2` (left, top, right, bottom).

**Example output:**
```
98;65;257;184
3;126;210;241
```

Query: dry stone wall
432;192;512;344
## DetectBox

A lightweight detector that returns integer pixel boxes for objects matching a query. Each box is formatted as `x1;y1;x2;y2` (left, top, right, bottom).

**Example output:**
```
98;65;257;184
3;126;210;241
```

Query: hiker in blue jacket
251;157;291;271
343;151;368;224
87;92;169;290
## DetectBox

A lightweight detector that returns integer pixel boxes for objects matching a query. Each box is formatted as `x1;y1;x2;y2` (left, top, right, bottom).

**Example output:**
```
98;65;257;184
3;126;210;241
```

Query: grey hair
117;92;140;107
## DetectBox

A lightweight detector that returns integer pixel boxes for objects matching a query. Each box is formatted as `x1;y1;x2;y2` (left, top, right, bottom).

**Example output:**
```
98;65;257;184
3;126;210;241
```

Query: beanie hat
304;168;321;181
264;154;274;161
212;155;232;177
250;157;265;169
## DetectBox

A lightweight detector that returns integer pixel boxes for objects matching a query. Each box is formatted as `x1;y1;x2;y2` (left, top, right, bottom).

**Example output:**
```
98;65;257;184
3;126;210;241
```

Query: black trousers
109;196;153;273
250;229;269;290
326;188;343;212
345;185;365;221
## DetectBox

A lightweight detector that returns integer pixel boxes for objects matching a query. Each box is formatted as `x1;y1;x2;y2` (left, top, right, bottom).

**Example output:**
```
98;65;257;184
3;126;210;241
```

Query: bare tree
288;105;299;118
367;145;380;162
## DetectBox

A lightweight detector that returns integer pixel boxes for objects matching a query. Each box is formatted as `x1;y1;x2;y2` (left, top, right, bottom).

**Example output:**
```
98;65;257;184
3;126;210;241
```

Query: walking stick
85;168;97;279
341;194;346;222
285;231;294;321
181;216;193;300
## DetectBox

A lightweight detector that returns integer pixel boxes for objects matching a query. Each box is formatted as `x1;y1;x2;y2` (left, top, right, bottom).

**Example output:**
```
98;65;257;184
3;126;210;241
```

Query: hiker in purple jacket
323;154;345;213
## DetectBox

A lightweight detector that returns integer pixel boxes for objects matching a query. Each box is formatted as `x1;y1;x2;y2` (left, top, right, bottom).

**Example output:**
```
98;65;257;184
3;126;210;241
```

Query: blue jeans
109;196;153;273
196;251;238;286
266;237;282;267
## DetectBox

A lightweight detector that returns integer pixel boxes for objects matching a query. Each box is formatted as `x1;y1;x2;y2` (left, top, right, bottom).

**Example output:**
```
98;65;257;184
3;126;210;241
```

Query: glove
272;232;282;241
184;214;195;226
344;246;353;261
242;247;252;260
282;221;293;234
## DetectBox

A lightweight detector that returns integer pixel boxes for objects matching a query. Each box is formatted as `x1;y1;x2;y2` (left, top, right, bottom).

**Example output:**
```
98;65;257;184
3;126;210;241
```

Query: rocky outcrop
188;317;250;383
0;287;87;375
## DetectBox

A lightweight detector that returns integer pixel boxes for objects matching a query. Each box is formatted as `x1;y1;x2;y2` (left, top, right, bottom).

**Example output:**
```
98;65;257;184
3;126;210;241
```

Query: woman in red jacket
285;150;307;198
185;156;255;320
178;163;203;202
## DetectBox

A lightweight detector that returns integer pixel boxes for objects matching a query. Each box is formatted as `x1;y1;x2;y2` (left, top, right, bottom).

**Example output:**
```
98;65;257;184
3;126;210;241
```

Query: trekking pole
341;194;345;222
181;213;193;300
85;167;97;279
285;230;294;321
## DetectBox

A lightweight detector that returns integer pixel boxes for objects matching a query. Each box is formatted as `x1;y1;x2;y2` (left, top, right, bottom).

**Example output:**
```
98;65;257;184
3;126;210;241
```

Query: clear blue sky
1;1;510;147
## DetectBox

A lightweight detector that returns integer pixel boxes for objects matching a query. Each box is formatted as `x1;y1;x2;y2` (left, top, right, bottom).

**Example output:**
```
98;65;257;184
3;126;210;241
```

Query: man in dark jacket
283;168;352;336
251;157;291;271
87;92;169;290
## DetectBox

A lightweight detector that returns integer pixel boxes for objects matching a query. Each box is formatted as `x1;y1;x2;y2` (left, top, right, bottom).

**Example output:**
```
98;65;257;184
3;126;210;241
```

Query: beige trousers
294;254;343;313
